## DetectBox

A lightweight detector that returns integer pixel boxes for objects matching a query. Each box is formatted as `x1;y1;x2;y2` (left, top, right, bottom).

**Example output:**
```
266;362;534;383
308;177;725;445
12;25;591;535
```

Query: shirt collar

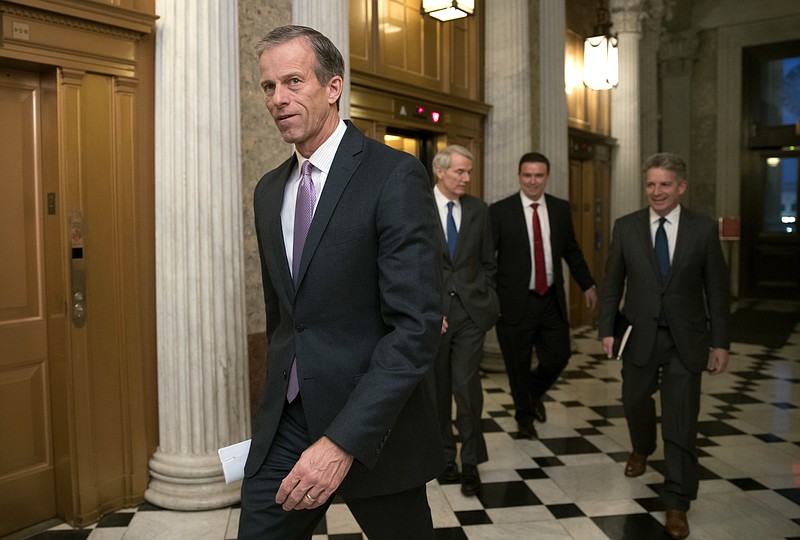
520;191;546;208
294;119;347;175
434;184;459;208
649;205;681;225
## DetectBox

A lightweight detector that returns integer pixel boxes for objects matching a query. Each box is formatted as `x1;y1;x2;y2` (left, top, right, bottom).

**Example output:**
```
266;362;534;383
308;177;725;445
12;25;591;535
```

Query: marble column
638;2;668;166
609;0;644;221
659;30;698;172
483;0;531;204
294;0;350;119
538;0;568;200
482;0;531;370
147;0;250;510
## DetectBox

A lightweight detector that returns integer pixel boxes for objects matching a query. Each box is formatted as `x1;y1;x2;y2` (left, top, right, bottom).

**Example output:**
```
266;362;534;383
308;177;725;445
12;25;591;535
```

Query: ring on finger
305;493;316;502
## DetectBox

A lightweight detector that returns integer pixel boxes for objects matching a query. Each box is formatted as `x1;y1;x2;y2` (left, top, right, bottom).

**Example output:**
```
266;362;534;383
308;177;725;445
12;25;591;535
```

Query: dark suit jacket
440;194;499;331
490;192;595;325
246;122;445;498
598;207;730;372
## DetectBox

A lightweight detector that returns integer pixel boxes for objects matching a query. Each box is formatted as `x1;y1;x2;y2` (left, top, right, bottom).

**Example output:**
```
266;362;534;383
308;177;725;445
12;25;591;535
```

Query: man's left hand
707;348;729;375
584;286;598;311
276;436;354;511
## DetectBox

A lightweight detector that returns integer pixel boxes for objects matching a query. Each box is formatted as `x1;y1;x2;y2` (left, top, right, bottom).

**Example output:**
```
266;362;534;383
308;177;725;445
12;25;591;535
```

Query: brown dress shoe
624;452;647;477
665;509;689;539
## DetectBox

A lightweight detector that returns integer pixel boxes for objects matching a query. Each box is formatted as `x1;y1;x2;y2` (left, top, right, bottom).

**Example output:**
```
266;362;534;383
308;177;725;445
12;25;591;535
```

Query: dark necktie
287;160;315;403
532;203;548;295
654;216;670;283
446;201;458;260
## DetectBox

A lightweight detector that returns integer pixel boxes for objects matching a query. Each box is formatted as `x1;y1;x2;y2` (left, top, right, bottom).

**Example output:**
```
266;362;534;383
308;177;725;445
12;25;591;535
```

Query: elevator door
0;69;57;536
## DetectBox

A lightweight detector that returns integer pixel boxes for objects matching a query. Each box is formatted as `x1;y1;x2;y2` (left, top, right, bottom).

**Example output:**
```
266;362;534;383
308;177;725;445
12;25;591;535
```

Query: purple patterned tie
287;160;316;403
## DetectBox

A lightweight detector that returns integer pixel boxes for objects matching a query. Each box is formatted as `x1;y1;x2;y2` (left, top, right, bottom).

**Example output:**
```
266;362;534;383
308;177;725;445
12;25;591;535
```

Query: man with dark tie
428;145;499;496
599;152;730;540
490;152;597;439
239;25;443;539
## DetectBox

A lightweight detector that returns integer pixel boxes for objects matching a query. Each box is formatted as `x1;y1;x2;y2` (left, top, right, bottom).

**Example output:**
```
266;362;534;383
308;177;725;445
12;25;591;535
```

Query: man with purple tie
239;25;443;540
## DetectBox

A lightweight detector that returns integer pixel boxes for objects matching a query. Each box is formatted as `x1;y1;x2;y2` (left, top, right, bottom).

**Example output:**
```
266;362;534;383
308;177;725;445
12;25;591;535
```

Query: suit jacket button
295;323;304;332
283;370;287;380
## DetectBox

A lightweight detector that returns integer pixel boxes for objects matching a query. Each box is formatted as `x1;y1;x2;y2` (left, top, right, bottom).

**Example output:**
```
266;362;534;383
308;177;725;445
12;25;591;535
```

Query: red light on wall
417;106;425;114
431;111;441;123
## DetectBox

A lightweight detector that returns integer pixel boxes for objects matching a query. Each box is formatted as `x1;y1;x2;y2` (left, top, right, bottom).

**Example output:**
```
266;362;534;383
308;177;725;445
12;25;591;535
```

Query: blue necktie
654;217;670;282
446;201;458;260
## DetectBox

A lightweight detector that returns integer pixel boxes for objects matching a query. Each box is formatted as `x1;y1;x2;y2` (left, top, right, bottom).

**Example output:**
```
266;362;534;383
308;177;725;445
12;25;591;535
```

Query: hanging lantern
583;2;619;90
421;0;475;22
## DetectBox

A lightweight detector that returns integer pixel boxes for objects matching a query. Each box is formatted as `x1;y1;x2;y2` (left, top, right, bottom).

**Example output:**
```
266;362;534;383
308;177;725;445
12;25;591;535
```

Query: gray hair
432;144;474;172
255;25;344;88
642;152;687;181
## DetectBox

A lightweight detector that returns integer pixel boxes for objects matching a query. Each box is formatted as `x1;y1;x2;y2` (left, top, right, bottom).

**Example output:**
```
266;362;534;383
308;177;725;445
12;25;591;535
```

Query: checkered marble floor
17;302;800;540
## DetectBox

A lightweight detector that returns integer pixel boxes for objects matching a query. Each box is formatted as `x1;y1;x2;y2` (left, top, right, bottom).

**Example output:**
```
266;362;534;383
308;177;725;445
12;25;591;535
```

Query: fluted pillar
147;0;250;510
639;2;667;165
484;0;531;204
659;30;698;168
482;0;531;370
294;0;350;119
609;0;644;220
538;0;568;199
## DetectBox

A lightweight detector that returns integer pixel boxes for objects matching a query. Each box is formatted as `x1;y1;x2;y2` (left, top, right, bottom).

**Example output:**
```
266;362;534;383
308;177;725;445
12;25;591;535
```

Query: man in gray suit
239;25;444;539
599;152;730;540
428;145;499;496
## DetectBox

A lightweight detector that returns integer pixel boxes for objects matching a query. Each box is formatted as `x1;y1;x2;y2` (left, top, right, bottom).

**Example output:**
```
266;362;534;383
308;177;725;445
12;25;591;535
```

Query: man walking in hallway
240;25;444;539
428;145;499;496
599;152;730;539
491;152;597;439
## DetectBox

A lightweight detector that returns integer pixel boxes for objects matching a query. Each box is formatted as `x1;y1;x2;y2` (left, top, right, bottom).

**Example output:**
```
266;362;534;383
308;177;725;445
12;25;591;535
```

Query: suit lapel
512;195;531;257
453;196;476;262
634;209;665;286
294;124;362;288
670;208;693;281
260;155;297;305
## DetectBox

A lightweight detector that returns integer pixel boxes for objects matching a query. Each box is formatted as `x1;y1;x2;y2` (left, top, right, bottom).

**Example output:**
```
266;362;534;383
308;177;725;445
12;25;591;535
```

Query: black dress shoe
438;461;460;483
532;396;547;423
516;421;538;439
460;464;482;496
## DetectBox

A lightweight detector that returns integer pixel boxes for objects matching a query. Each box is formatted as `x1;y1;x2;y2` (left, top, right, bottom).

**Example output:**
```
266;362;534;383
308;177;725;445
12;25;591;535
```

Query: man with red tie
490;152;597;439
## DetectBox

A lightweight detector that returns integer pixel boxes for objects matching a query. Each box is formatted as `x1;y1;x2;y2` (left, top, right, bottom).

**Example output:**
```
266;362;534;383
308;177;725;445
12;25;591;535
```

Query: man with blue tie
599;152;730;539
428;145;499;496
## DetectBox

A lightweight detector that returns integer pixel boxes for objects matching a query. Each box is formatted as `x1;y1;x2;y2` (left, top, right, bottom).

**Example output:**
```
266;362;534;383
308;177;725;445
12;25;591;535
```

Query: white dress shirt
519;192;553;290
433;184;461;241
281;120;348;274
649;205;681;263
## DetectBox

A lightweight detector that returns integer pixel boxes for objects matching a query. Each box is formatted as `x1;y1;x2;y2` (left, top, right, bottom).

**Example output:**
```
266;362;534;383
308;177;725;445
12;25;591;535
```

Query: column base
145;449;241;510
481;329;506;372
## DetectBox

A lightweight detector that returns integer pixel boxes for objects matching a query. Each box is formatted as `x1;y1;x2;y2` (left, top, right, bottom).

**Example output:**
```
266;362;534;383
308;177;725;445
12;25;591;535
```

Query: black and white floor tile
15;300;800;539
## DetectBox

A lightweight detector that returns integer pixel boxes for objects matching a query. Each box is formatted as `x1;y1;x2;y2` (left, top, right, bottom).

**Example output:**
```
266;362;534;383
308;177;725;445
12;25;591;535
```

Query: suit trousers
428;294;488;465
495;288;570;424
621;327;702;511
238;397;435;540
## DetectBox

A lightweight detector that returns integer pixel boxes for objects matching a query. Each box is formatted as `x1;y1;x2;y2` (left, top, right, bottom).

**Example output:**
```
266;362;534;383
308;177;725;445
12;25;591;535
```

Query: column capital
610;0;670;35
659;30;699;76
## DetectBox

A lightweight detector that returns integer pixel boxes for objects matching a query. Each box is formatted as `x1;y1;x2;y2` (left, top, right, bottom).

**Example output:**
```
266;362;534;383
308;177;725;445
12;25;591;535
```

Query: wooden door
568;136;612;328
0;68;57;536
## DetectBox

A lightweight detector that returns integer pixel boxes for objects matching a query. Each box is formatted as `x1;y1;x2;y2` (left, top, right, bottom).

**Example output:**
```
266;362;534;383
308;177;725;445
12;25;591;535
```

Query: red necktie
532;203;548;295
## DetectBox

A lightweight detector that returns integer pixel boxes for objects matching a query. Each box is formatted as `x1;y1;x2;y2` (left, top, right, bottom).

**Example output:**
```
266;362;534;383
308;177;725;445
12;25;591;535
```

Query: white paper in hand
218;439;251;484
